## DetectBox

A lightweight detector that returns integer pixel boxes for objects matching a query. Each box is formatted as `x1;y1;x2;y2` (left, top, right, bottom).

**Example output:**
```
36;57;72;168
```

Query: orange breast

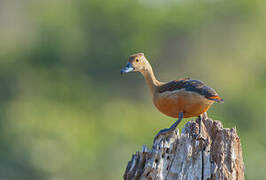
153;89;214;118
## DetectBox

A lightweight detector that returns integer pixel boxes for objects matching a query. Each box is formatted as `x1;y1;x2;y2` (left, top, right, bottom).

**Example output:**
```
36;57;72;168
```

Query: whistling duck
120;53;224;139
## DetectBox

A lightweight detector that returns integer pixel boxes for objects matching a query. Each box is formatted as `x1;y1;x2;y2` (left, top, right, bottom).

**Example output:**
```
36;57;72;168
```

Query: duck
120;53;224;139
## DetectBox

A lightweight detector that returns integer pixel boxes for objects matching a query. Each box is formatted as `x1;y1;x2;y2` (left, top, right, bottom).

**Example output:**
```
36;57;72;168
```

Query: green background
0;0;265;179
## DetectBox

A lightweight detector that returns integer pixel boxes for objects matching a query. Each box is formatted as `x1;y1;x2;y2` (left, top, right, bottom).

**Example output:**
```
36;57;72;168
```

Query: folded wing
158;78;224;103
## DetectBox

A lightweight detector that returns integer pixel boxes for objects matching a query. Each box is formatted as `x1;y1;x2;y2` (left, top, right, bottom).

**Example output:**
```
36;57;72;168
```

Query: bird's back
153;78;223;118
157;78;223;103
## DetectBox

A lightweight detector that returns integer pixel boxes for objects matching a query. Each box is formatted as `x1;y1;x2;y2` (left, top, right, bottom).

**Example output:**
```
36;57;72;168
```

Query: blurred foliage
0;0;265;179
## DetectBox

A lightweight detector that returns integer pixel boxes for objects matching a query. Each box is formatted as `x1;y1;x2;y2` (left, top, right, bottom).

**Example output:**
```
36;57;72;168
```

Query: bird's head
120;53;150;74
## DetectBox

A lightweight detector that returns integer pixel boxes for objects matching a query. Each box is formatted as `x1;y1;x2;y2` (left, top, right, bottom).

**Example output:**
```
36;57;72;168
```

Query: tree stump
123;116;244;180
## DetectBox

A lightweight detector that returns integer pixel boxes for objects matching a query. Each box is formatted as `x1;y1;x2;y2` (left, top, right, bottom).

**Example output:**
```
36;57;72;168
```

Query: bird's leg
193;114;206;141
169;112;184;131
154;112;183;140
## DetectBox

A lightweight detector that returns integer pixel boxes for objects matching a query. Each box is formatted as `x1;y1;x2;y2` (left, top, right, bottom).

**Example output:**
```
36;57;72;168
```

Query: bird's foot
154;127;176;141
154;112;183;142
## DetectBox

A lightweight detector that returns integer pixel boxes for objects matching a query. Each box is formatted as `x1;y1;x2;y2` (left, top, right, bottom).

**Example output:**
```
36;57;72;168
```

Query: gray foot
154;127;175;140
154;112;183;141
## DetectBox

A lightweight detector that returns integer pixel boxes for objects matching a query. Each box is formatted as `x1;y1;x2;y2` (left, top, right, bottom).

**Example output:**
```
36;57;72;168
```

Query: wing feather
158;78;224;103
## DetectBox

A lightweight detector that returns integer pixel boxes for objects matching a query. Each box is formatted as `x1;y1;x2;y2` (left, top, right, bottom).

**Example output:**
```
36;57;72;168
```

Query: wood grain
123;116;244;180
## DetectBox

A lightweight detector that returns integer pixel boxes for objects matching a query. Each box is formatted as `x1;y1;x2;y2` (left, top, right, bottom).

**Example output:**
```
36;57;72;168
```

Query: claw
154;128;173;140
154;112;183;142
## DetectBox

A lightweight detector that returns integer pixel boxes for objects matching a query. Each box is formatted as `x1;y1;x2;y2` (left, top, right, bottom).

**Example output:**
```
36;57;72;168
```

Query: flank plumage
121;53;223;139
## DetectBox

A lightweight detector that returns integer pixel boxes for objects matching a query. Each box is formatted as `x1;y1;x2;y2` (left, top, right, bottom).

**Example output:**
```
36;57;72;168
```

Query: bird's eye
136;59;139;62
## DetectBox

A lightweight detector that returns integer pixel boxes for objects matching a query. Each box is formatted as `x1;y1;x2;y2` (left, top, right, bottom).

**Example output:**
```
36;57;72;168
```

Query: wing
158;78;224;103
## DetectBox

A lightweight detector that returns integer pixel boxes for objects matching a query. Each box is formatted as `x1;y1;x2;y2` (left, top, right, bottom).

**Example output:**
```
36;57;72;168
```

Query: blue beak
120;62;134;75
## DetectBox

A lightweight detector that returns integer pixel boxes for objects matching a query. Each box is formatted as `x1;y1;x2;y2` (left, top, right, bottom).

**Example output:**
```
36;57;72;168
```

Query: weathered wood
123;116;244;180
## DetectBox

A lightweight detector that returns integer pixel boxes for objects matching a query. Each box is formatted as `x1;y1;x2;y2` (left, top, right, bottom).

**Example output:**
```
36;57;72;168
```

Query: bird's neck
141;64;161;94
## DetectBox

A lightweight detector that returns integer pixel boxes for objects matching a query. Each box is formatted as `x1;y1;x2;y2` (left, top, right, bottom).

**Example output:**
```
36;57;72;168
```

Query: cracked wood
123;117;244;180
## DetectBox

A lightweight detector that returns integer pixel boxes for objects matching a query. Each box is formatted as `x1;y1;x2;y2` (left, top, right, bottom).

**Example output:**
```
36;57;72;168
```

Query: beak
120;62;134;75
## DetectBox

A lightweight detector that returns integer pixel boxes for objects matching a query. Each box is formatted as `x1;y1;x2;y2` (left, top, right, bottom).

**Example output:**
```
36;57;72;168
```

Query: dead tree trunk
123;116;244;180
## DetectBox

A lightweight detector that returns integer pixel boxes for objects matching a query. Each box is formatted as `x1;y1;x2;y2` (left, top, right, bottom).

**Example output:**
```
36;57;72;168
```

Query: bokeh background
0;0;265;179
